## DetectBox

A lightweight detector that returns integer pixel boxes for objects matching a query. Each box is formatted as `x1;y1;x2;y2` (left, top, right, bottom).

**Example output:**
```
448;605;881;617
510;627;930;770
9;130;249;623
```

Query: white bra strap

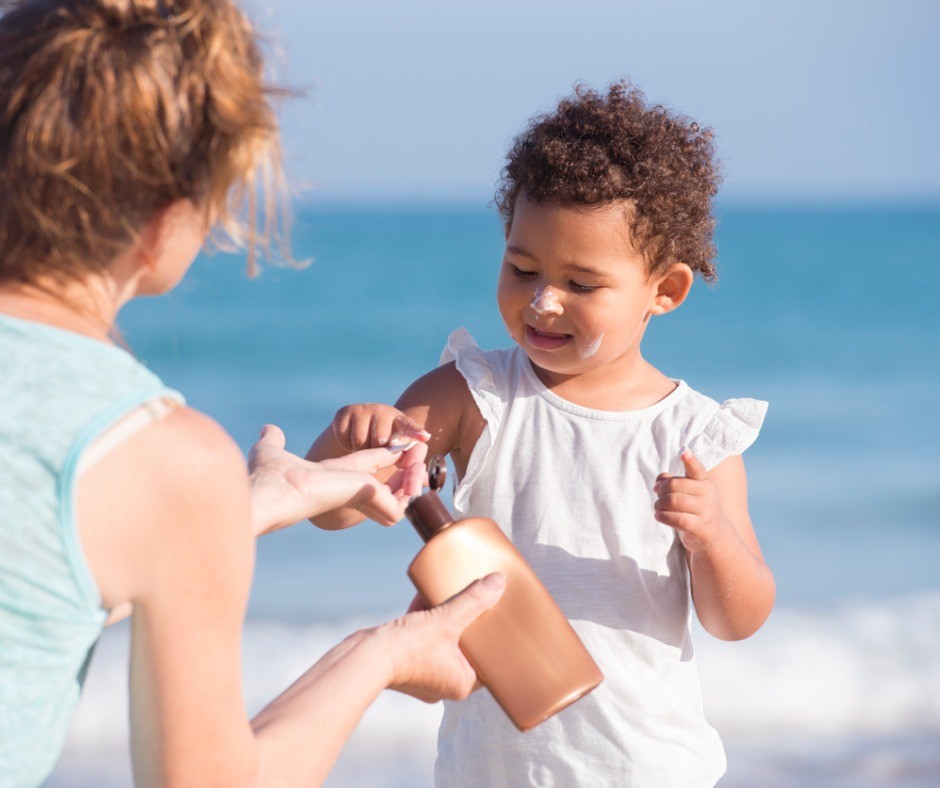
77;396;180;476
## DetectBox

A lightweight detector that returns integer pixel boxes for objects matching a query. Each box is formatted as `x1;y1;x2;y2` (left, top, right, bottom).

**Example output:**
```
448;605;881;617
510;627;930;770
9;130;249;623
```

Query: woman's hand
250;573;504;785
305;403;434;531
247;424;428;536
379;573;505;702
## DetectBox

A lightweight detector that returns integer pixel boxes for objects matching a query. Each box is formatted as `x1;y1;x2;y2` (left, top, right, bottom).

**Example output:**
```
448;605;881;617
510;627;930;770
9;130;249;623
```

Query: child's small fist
652;448;728;553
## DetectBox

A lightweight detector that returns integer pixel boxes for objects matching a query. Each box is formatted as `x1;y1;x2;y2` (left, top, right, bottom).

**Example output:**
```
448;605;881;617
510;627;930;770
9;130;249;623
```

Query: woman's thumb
256;423;287;449
439;573;506;629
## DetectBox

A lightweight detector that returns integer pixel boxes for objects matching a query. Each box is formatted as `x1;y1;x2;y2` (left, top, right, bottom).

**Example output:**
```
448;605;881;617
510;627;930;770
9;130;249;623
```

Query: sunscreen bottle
405;456;603;731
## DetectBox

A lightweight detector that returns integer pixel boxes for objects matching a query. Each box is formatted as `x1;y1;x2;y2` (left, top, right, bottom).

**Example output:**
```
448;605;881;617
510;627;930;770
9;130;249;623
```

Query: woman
0;0;501;784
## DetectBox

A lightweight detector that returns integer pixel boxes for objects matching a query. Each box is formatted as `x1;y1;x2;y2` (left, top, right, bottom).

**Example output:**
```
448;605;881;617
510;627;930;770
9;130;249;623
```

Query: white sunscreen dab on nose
581;333;603;358
530;287;562;316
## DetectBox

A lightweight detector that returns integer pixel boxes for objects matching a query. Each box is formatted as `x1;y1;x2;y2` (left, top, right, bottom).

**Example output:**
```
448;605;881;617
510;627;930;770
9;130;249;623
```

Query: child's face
497;197;665;382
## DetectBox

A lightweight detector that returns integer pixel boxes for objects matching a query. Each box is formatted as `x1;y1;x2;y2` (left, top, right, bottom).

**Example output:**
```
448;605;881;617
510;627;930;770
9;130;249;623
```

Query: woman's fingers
320;447;399;474
321;441;427;500
387;574;506;702
406;592;428;614
396;442;428;497
255;423;286;449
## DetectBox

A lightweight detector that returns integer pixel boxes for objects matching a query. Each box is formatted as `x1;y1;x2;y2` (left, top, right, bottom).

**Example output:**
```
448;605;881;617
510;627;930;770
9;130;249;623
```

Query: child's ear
650;263;694;315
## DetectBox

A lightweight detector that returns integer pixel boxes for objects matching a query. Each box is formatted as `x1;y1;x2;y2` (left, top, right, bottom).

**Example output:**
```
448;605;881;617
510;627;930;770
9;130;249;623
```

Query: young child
309;81;776;786
0;1;503;785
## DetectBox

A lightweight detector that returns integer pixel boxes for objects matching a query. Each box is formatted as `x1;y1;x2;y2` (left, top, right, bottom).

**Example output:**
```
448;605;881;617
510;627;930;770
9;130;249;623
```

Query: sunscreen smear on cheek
581;333;603;359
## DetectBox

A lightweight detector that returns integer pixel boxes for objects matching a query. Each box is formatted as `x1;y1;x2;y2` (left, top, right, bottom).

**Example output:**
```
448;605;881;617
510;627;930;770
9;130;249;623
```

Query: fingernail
480;572;506;594
653;480;662;492
680;446;691;459
387;437;418;453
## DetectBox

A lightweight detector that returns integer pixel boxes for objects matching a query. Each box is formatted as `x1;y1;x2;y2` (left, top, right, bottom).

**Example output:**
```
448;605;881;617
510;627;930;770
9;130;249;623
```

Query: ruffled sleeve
439;328;505;513
685;398;768;470
439;327;504;428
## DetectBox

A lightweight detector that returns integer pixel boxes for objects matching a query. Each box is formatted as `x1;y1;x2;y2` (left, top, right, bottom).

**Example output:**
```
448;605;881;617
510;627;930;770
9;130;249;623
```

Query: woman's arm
81;408;261;783
79;407;502;785
250;572;503;783
653;450;775;640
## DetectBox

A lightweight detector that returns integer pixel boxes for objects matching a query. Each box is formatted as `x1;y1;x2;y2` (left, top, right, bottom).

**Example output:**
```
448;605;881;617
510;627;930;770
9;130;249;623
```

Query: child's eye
509;264;536;278
571;281;599;293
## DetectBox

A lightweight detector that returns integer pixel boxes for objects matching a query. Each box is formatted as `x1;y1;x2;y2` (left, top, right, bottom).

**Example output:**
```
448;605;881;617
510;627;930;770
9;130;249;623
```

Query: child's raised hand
652;449;731;554
331;403;431;452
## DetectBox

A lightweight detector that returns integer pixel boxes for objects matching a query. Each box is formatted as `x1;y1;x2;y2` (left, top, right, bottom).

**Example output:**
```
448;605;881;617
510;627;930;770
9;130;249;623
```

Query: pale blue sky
252;0;940;205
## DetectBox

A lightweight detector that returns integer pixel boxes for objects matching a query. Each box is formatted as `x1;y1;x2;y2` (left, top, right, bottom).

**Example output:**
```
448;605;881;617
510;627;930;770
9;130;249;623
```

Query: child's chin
524;349;586;376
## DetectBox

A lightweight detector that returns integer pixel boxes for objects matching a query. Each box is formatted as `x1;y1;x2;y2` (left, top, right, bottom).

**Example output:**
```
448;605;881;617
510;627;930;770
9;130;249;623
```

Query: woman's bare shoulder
78;405;254;609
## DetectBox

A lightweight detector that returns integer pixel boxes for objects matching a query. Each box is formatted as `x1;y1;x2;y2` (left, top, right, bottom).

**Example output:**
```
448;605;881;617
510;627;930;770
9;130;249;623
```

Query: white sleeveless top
435;328;768;788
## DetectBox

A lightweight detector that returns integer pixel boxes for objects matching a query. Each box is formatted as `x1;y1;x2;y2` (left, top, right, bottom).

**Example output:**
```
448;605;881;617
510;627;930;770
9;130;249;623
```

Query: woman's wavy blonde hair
0;0;286;283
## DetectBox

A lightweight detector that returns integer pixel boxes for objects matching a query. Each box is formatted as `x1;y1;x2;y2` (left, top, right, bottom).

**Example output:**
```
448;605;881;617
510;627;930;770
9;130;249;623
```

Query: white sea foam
48;590;940;786
695;590;940;736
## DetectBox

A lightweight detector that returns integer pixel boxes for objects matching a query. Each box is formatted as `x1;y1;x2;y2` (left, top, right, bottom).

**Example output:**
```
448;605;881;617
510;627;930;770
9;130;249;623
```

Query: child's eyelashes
507;264;599;293
508;263;537;278
571;281;599;293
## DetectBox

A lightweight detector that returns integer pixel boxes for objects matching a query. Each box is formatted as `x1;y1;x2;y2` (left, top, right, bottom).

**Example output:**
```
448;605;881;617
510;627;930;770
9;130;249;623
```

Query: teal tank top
0;313;183;787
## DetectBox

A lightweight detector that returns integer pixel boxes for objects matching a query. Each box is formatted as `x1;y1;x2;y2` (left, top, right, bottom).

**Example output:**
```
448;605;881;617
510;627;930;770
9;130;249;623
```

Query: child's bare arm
394;362;486;479
653;450;775;640
306;362;485;530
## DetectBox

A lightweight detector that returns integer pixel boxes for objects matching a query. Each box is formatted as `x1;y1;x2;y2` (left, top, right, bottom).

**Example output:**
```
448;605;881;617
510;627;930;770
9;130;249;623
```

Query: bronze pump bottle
405;457;603;732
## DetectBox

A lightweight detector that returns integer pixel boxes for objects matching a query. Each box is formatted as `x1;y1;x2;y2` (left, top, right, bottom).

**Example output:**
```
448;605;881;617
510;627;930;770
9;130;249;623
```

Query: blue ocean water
51;204;940;786
117;203;940;619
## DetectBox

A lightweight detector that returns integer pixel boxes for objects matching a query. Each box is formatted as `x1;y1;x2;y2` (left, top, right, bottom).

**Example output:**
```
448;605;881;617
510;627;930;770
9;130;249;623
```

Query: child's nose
530;286;564;316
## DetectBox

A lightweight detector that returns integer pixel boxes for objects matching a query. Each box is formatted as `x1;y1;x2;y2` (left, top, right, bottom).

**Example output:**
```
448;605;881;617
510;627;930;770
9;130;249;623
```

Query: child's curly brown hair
496;80;721;281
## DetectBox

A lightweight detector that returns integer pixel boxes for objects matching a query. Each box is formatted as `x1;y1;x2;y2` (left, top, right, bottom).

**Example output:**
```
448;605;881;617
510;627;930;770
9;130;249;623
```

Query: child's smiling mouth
525;324;573;349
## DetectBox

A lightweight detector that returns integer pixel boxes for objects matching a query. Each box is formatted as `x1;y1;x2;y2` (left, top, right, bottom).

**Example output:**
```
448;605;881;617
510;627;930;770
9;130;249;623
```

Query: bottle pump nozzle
405;455;454;541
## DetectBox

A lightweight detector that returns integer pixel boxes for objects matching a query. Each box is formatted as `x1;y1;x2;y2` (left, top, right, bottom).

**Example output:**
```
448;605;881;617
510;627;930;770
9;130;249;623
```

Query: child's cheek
501;316;514;340
578;314;607;359
580;332;604;359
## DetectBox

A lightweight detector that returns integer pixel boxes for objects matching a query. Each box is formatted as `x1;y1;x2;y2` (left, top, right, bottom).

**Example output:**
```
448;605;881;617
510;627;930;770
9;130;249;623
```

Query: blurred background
50;1;939;785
